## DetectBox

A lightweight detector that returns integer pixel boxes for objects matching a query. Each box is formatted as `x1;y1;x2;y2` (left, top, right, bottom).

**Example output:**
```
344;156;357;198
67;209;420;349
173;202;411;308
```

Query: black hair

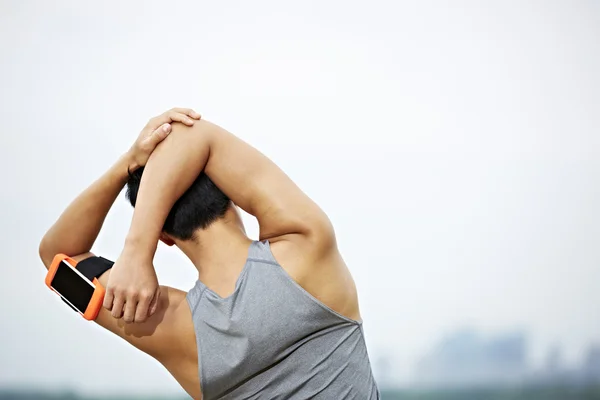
126;167;230;241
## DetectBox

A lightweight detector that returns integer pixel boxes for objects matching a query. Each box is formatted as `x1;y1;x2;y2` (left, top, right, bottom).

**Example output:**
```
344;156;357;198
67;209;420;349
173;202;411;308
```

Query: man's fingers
147;109;200;130
167;111;196;126
170;108;201;120
148;287;161;317
111;295;125;319
103;288;115;311
151;112;194;128
134;291;154;323
122;297;138;324
150;123;172;143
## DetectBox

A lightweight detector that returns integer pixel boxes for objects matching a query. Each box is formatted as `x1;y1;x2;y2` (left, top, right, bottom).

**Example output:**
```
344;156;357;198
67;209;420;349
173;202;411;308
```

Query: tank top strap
247;240;279;266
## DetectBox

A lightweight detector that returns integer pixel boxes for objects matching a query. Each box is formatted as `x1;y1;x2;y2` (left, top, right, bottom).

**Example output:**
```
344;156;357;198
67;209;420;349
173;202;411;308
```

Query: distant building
582;345;600;384
373;354;394;388
531;344;571;386
413;328;527;388
544;344;563;374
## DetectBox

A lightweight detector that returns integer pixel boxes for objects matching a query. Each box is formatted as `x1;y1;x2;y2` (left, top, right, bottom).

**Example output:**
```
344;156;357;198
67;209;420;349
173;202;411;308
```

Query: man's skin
39;108;361;399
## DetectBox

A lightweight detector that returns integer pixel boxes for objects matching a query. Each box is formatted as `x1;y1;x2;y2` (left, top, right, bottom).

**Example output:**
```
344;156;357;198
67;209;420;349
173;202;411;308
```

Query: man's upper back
185;240;379;399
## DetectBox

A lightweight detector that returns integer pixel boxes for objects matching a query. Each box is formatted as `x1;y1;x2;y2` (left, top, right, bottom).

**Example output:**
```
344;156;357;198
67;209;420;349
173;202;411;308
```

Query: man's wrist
111;154;137;186
123;233;159;259
123;151;141;174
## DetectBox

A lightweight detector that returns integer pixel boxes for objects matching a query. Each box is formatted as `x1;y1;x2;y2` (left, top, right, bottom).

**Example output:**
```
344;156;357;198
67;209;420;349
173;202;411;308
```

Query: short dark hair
126;167;230;240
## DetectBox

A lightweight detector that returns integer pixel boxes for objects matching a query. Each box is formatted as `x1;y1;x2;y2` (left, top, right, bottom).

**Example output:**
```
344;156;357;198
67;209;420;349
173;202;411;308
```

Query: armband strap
76;256;114;281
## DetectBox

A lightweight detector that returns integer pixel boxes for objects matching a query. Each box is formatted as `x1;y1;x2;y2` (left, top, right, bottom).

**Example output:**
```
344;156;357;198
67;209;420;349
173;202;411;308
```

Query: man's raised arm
127;119;333;249
108;119;336;320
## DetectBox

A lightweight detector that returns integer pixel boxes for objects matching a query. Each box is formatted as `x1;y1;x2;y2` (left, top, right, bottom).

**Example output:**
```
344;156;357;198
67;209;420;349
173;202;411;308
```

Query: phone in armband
45;254;106;320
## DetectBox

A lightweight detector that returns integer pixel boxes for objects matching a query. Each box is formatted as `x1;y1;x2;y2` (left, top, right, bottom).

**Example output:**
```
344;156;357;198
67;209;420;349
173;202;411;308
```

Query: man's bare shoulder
269;235;361;322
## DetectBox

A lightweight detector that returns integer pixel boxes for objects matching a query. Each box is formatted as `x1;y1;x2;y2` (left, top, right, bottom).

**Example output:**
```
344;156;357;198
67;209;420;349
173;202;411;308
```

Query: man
39;108;380;399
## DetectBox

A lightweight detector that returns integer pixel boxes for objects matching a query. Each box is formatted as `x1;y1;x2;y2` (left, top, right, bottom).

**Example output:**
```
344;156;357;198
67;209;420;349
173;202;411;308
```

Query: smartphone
49;260;96;315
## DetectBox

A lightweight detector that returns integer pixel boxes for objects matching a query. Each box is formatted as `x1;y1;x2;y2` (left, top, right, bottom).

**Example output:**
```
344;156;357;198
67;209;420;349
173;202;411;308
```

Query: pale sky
1;0;599;396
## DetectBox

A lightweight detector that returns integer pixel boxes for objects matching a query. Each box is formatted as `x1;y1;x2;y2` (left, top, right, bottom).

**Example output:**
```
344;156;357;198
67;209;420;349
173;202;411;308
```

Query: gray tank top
186;240;379;399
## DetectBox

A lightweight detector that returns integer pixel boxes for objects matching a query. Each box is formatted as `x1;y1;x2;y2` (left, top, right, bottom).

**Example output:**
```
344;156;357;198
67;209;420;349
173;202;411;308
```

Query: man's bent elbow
38;235;54;270
305;211;338;252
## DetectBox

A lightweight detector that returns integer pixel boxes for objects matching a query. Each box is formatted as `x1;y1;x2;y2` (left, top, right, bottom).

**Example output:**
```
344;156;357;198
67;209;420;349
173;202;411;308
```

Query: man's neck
175;208;253;294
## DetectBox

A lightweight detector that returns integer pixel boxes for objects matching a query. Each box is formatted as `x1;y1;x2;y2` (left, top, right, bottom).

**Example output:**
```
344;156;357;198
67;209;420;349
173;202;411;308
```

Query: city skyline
374;327;600;389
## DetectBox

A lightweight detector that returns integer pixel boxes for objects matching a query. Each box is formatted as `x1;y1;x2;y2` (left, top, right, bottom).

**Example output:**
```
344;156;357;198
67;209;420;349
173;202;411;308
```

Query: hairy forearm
39;154;137;267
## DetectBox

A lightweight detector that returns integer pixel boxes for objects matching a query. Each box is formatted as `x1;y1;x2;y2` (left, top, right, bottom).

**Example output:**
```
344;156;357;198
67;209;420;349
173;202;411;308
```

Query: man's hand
126;108;201;171
104;247;160;323
105;108;201;323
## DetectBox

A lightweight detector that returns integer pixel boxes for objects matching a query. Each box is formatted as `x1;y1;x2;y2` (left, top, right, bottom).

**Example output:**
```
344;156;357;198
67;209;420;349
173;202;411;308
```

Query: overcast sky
1;0;599;396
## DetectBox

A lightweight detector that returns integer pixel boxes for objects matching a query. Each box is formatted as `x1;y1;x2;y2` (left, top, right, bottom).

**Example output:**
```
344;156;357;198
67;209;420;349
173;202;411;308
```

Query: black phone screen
51;260;95;313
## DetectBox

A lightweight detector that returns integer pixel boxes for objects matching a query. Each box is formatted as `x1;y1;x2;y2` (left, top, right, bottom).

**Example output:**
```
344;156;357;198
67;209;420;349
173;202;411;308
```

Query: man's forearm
39;154;137;267
124;122;213;255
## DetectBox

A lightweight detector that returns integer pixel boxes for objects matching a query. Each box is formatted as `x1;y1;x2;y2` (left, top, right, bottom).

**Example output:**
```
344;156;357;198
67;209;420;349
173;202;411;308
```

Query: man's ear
159;233;175;247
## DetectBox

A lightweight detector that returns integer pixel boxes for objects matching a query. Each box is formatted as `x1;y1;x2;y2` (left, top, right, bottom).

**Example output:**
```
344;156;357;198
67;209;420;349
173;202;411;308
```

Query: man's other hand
104;248;159;323
126;108;201;171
